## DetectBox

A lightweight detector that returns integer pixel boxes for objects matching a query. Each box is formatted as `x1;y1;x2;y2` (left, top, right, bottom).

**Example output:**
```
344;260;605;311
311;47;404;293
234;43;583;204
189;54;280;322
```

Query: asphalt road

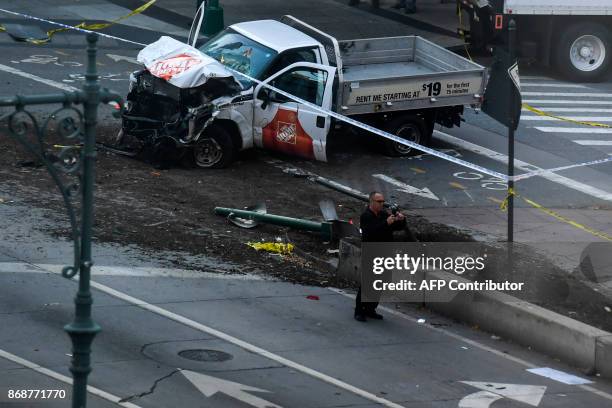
1;1;612;407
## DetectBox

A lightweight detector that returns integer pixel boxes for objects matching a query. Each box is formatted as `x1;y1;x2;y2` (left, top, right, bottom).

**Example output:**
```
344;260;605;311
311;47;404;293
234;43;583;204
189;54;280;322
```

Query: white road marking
522;108;612;113
328;287;612;403
0;63;78;92
522;92;612;98
521;83;587;89
27;270;401;408
526;368;593;385
459;391;503;408
0;262;264;280
372;174;439;201
535;127;612;134
434;130;612;202
460;382;547;407
521;116;612;122
523;100;612;105
0;348;143;408
182;370;282;408
574;140;612;146
106;54;140;65
519;76;553;81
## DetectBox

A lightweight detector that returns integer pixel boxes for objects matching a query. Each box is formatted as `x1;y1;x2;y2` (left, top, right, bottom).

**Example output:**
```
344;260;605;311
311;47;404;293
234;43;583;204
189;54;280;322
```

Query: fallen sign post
214;207;334;241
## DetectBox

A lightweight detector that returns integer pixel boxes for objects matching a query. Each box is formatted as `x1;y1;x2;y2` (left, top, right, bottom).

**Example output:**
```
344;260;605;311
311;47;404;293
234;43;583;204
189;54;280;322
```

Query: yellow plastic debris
246;242;294;254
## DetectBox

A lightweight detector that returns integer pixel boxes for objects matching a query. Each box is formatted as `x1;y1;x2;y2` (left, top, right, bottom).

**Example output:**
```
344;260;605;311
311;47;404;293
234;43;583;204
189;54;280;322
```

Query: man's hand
386;215;396;225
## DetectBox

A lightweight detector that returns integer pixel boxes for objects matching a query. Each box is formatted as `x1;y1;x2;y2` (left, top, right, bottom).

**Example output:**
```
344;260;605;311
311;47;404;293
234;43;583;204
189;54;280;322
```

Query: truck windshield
199;29;277;87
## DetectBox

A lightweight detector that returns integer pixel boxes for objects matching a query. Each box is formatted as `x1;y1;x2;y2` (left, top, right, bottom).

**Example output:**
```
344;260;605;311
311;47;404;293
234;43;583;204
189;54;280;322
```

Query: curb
336;239;612;378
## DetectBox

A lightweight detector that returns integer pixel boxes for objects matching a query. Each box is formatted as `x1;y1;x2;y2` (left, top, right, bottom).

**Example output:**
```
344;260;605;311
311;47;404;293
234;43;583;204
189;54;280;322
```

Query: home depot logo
276;121;297;144
150;54;201;80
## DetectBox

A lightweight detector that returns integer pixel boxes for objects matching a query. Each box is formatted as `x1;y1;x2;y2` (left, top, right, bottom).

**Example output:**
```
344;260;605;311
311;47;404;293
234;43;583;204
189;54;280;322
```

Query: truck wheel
193;124;235;169
555;22;611;82
383;115;428;157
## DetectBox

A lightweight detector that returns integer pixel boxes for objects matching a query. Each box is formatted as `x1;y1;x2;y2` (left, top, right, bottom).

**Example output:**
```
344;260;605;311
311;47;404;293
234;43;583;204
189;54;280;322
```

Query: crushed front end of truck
116;36;242;167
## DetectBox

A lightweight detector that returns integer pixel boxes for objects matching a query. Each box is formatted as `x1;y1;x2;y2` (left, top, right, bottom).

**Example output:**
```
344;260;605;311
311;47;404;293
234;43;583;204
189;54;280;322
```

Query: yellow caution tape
1;0;156;45
500;188;612;242
246;242;295;255
523;103;612;129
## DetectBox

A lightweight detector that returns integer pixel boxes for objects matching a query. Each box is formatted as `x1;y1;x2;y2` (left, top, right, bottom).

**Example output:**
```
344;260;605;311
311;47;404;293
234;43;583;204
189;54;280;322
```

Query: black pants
355;286;380;315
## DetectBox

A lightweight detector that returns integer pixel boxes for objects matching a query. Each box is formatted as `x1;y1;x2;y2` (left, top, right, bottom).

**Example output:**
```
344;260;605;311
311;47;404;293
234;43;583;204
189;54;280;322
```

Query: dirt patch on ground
1;124;611;332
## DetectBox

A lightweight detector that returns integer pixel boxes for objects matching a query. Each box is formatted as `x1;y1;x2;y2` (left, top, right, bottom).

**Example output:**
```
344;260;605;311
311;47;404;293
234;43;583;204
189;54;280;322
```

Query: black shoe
365;311;383;320
405;6;416;13
354;313;367;322
391;3;402;8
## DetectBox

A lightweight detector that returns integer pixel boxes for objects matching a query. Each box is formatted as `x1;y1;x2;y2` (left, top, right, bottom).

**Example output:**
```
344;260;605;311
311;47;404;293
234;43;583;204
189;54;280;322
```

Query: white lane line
0;262;264;280
574;140;612;146
33;271;402;408
522;92;612;98
535;127;612;134
433;130;612;202
0;63;78;92
521;83;587;89
523;100;612;105
522;108;612;113
519;76;553;81
327;288;612;402
521;116;612;122
0;349;142;408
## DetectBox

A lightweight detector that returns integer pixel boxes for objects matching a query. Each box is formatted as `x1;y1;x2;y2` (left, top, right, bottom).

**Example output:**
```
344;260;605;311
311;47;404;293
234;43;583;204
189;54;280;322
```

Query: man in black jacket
355;191;406;322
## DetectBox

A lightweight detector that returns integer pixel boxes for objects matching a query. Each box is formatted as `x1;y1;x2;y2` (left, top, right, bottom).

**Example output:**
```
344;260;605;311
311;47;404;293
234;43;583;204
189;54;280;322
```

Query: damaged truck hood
137;36;242;91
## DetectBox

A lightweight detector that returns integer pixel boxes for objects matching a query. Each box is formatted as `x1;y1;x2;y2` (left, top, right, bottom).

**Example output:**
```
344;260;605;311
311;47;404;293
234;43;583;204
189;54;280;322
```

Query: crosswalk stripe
521;116;612;122
535;127;612;133
522;108;612;113
521;83;587;89
522;92;612;98
573;140;612;146
523;100;612;105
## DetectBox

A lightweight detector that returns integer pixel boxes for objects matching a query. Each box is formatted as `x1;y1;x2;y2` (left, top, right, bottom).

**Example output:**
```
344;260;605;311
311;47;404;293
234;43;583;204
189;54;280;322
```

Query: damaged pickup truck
119;9;487;168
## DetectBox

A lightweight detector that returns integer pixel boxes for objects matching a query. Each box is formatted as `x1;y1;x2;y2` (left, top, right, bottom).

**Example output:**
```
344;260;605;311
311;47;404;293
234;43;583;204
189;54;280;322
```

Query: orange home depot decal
262;108;315;159
149;53;202;80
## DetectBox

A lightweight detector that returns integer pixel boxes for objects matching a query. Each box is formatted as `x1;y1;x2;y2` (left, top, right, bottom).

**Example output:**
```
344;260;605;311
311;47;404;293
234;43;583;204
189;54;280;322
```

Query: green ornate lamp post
0;33;122;407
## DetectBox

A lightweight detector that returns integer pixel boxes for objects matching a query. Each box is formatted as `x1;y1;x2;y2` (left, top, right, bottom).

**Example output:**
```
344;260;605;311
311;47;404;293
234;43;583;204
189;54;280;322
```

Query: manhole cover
178;349;233;362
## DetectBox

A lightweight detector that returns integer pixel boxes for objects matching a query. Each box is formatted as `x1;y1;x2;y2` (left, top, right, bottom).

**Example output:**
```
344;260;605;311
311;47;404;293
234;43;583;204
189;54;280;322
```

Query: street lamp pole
64;32;102;408
507;19;517;243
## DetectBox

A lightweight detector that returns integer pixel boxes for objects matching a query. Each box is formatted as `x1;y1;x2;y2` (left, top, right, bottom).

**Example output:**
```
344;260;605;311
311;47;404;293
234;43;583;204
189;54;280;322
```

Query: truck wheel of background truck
383;115;429;157
193;124;235;169
554;22;611;82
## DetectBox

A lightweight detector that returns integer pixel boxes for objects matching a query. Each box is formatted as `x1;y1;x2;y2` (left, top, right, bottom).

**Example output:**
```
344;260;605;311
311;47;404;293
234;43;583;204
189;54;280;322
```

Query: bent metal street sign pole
0;33;123;407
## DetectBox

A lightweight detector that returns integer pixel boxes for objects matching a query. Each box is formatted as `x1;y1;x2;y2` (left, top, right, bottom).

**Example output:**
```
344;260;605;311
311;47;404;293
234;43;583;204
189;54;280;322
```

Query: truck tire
382;115;429;157
554;22;611;82
193;124;235;169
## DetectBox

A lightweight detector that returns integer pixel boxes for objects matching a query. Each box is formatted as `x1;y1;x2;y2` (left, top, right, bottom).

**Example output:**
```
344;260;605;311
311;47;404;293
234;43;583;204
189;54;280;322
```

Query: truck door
253;62;336;161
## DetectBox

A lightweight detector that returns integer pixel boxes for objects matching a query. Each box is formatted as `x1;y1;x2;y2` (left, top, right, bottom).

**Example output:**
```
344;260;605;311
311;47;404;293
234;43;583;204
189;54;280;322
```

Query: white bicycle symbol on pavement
453;171;507;190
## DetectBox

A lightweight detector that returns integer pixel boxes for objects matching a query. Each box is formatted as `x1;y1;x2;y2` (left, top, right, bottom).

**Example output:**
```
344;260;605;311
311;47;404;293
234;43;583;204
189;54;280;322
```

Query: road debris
246;242;294;255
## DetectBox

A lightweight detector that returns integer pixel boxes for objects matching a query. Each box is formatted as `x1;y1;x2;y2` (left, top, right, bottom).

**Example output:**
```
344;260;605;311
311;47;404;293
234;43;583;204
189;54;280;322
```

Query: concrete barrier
336;238;612;378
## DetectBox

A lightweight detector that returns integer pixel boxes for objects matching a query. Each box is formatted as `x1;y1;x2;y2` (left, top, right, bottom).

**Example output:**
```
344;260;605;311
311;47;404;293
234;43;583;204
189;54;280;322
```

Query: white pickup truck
458;0;612;81
120;9;486;168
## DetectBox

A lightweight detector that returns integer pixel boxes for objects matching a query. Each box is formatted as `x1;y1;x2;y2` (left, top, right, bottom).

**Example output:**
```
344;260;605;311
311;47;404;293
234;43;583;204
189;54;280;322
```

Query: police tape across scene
1;7;611;182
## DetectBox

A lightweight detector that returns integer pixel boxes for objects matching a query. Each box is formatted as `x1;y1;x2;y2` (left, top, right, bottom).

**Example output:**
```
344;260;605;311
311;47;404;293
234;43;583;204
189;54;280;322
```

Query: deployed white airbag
137;36;241;89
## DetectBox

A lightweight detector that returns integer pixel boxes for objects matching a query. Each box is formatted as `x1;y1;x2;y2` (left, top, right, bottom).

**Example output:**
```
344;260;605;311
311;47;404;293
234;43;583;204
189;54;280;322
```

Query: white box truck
458;0;612;81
